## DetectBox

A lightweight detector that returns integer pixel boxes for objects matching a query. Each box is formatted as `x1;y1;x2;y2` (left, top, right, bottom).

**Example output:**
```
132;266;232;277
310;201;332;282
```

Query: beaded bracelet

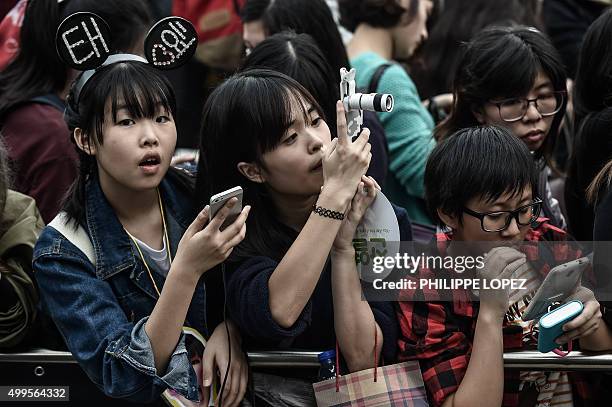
313;205;345;220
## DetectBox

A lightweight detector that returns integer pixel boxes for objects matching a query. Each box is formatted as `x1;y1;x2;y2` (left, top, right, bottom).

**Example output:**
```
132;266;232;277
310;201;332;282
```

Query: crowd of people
1;0;612;406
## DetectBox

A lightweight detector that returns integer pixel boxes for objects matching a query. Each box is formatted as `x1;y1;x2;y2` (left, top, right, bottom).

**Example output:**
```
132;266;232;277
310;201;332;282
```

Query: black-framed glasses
490;91;565;122
463;199;543;232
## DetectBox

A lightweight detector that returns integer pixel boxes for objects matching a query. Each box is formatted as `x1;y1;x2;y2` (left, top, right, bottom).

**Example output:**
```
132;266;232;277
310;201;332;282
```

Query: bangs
78;61;176;144
479;168;534;205
457;128;536;203
480;35;539;99
238;71;322;155
108;65;174;122
470;27;566;101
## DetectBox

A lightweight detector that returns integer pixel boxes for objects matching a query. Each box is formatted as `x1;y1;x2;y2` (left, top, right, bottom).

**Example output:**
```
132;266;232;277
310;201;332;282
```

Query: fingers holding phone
209;187;244;230
174;187;251;277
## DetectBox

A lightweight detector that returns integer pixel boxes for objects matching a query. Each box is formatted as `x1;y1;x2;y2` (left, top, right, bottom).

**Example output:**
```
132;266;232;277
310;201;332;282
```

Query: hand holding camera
321;101;372;209
321;67;395;208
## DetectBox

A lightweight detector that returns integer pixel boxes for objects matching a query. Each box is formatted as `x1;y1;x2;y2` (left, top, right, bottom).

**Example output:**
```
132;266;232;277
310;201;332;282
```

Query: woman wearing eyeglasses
434;25;568;230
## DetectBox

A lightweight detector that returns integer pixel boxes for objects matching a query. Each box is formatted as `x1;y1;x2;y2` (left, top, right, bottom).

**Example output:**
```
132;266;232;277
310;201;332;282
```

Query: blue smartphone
537;300;584;353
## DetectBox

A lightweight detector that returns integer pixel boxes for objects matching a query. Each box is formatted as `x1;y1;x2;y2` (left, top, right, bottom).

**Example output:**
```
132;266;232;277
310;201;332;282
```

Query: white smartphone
522;256;590;321
209;186;243;230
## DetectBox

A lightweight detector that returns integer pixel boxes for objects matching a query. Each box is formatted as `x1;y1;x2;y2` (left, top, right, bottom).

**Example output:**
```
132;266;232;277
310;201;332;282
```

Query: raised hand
320;101;372;209
174;198;251;278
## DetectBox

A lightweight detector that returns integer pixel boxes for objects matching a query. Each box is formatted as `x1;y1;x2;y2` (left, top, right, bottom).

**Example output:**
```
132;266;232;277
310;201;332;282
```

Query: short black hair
338;0;419;33
425;125;537;227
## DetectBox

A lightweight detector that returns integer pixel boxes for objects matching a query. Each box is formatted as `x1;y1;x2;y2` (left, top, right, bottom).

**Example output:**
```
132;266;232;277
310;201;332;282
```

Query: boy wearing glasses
397;126;608;407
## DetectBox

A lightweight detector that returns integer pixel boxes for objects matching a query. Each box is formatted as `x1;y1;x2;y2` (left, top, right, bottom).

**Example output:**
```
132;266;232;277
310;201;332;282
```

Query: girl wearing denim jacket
33;59;250;405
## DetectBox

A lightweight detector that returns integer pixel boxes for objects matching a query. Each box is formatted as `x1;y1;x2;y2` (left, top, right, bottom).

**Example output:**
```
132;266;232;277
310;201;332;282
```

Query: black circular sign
144;16;198;70
56;12;111;71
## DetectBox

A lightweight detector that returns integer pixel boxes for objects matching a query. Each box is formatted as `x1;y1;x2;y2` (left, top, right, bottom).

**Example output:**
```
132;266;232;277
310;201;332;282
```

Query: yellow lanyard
124;188;173;297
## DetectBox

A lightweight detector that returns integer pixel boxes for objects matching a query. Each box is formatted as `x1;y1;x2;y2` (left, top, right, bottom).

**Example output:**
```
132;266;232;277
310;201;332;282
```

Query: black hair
435;25;567;163
574;8;612;128
338;0;419;33
0;0;66;117
196;68;323;261
241;0;350;84
63;61;177;225
409;0;541;99
425;125;537;227
573;9;612;206
0;0;151;119
240;0;270;22
241;31;338;136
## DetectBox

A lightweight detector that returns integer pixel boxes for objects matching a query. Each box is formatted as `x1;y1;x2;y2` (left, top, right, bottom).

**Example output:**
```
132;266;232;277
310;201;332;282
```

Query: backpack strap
48;211;96;266
0;94;65;126
368;63;393;94
29;94;65;112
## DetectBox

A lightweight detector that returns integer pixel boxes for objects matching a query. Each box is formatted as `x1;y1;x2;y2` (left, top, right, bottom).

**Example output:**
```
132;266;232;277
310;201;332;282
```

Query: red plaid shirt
396;220;600;407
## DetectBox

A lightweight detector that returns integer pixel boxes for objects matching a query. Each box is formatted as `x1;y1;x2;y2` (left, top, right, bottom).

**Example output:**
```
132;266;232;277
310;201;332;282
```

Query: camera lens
343;93;394;113
384;95;393;111
374;94;394;112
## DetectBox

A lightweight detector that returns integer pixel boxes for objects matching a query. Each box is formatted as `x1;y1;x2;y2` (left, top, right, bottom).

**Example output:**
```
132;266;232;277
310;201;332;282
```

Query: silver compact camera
339;67;394;139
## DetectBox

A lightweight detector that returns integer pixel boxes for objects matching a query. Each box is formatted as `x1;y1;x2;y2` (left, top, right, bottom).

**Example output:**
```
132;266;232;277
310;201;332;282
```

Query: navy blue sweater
226;205;412;365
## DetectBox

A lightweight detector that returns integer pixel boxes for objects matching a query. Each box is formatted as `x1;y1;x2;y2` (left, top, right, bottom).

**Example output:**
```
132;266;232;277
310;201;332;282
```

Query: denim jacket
33;171;204;402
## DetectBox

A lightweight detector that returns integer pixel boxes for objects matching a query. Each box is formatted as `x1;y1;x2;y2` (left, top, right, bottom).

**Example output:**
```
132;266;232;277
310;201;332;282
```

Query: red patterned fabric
172;0;244;43
0;0;26;70
171;0;245;69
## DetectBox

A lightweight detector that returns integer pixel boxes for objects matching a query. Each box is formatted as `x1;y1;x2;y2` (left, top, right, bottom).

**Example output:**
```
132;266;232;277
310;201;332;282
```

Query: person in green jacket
338;0;435;224
0;139;45;348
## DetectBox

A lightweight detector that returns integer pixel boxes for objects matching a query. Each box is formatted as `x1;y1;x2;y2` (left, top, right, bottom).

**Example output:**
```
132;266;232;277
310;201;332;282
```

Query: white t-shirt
132;236;171;277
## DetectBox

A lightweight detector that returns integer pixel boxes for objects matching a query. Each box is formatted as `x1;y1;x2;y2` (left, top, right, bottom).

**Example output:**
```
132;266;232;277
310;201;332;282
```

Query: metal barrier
503;351;612;372
1;349;612;371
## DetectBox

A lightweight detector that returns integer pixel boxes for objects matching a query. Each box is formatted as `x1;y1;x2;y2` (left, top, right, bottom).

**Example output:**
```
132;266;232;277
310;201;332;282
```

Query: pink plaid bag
312;328;429;406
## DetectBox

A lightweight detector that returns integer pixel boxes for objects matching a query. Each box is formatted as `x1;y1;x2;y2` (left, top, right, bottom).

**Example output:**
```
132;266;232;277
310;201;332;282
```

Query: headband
55;12;198;104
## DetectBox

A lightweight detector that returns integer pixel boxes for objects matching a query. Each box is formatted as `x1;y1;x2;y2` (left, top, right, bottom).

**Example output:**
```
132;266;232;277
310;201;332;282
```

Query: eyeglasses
463;199;543;232
490;91;565;122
